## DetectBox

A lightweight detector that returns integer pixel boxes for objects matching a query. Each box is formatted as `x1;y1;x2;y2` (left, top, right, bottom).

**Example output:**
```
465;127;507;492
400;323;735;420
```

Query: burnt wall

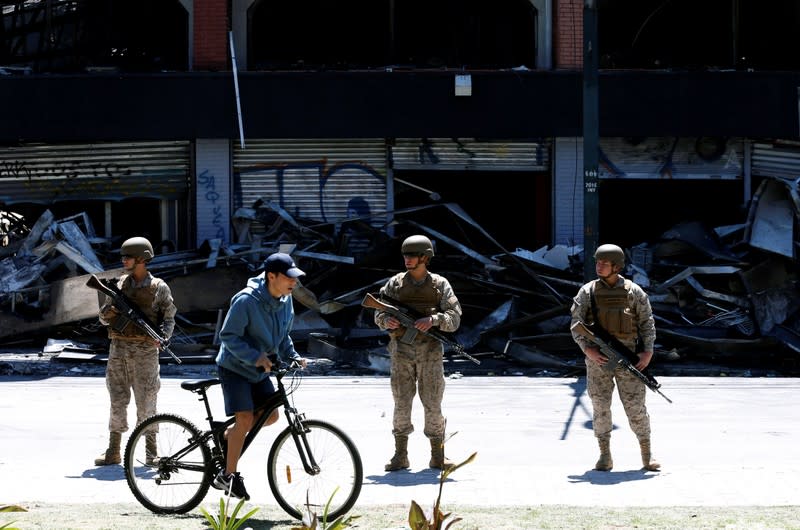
0;70;797;142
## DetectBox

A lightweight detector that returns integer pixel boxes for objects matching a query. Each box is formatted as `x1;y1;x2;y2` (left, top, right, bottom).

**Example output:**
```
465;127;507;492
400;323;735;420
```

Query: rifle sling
106;279;162;333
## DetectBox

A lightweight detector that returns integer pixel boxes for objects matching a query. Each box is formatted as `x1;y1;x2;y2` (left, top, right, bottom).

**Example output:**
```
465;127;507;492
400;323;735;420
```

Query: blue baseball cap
264;253;305;278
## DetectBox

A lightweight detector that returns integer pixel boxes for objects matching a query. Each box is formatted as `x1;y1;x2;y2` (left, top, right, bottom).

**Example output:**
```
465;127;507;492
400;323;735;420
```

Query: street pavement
0;372;799;509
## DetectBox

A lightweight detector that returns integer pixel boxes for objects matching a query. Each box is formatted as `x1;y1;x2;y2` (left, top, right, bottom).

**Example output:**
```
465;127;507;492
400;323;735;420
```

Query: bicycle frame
125;361;363;519
188;366;320;475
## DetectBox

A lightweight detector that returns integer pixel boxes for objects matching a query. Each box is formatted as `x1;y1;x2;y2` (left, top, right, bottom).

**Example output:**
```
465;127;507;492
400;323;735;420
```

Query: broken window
598;0;800;71
0;0;188;73
248;0;537;71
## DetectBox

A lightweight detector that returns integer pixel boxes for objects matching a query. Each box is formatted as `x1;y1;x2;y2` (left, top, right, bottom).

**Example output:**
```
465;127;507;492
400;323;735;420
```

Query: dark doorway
598;178;746;250
4;197;165;257
393;170;550;254
109;198;164;250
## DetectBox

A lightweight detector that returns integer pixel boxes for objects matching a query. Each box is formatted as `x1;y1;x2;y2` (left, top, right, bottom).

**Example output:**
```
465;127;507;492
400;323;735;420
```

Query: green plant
200;494;259;530
0;505;26;530
407;437;477;530
291;487;361;530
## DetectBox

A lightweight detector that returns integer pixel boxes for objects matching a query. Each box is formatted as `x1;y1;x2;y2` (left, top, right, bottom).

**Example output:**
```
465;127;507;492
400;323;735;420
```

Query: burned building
1;1;799;373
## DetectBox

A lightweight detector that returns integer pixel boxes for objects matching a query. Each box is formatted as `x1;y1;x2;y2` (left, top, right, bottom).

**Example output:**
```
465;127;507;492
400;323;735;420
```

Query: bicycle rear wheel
267;419;363;521
124;413;213;514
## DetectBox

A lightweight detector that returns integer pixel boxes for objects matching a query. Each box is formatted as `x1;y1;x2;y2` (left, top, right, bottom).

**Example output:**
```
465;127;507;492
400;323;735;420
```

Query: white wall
195;139;232;247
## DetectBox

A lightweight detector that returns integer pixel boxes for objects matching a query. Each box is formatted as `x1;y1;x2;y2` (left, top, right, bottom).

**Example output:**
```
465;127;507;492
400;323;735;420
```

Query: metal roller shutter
597;137;743;180
390;138;551;171
751;140;800;179
0;141;191;205
233;139;388;236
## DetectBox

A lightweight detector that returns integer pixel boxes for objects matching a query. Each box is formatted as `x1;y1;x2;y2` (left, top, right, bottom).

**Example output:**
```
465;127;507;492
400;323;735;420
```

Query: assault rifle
361;293;480;365
86;274;182;364
571;320;671;403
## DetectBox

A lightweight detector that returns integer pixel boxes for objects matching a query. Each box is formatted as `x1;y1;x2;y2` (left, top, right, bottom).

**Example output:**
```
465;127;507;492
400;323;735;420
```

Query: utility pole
582;0;600;281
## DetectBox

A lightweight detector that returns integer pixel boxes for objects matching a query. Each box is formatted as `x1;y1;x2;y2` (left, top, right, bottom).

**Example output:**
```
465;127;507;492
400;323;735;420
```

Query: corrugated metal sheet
0;141;191;204
597;137;743;180
390;138;551;171
752;141;800;179
233;139;388;231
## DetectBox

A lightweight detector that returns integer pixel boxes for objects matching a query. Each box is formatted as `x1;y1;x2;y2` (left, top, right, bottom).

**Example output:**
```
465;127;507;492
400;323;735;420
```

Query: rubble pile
1;177;799;376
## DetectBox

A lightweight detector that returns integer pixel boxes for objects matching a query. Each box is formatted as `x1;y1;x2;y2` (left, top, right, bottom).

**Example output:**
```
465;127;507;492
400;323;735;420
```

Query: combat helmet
121;237;154;261
401;235;434;258
593;244;625;267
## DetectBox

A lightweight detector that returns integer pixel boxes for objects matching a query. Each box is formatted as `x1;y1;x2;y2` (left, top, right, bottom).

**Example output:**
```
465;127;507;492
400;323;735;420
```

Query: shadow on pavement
69;465;126;482
568;469;658;485
364;468;445;487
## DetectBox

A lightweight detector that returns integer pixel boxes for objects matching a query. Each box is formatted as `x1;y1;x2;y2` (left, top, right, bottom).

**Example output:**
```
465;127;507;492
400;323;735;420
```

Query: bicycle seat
181;379;221;392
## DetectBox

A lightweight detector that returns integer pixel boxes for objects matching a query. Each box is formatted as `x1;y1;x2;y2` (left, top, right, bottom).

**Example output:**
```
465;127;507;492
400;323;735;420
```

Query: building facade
1;0;798;255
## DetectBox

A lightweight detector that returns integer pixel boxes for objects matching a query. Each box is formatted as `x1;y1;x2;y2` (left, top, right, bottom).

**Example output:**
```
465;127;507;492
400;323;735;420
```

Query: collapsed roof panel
745;177;799;259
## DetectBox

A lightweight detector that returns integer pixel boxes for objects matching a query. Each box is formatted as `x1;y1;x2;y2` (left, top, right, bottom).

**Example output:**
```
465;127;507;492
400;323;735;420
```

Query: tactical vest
395;274;440;316
108;274;163;341
591;279;636;342
388;274;440;342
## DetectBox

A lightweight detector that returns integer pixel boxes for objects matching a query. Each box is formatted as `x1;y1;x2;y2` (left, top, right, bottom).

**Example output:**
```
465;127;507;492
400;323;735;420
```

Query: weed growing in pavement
0;505;25;530
200;494;259;530
291;487;361;530
197;435;473;530
408;434;477;530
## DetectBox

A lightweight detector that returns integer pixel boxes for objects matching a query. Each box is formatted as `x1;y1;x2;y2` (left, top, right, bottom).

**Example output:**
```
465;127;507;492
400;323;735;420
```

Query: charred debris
1;178;799;377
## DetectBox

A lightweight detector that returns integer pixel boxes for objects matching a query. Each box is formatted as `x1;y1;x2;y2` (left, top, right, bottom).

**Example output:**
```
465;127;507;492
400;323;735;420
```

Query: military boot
640;439;661;471
384;435;410;471
95;432;122;466
145;432;158;466
429;437;455;471
594;437;613;471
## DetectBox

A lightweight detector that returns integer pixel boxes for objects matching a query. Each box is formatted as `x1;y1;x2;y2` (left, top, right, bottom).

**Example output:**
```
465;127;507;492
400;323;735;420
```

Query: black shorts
218;365;276;416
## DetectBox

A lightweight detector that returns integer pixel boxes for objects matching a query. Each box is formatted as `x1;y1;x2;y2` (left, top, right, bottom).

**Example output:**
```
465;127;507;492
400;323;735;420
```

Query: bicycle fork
285;406;321;475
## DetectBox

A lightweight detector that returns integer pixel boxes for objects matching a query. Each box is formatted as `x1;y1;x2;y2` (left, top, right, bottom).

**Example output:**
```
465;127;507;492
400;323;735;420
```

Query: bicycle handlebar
257;357;302;374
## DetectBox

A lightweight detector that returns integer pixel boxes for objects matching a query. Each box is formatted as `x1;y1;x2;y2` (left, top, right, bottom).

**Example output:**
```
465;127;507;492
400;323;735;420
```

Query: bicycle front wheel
124;413;213;514
267;419;363;521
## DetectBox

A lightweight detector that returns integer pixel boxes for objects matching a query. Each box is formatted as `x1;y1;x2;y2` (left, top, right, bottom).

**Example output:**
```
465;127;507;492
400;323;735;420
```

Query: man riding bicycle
214;252;308;499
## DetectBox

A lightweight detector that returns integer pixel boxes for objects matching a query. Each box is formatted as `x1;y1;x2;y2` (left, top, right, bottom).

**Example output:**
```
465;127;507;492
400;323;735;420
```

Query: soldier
373;235;462;472
570;243;660;472
94;237;177;466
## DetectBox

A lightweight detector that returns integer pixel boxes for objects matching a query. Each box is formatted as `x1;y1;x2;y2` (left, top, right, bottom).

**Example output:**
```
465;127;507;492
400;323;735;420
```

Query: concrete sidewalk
0;374;798;508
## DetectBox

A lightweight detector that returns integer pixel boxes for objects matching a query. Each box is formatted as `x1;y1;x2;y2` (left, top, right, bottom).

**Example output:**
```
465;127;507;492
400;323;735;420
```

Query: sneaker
213;469;250;501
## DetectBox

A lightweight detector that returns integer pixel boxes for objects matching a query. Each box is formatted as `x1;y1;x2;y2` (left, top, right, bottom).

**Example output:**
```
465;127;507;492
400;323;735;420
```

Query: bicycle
122;360;363;520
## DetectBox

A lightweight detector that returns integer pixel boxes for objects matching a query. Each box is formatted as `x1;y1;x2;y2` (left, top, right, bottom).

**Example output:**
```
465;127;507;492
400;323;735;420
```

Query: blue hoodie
216;273;300;382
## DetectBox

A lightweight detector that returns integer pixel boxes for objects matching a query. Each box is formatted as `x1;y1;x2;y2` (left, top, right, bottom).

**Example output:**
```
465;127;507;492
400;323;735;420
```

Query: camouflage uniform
99;272;176;433
570;274;656;442
374;272;461;439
